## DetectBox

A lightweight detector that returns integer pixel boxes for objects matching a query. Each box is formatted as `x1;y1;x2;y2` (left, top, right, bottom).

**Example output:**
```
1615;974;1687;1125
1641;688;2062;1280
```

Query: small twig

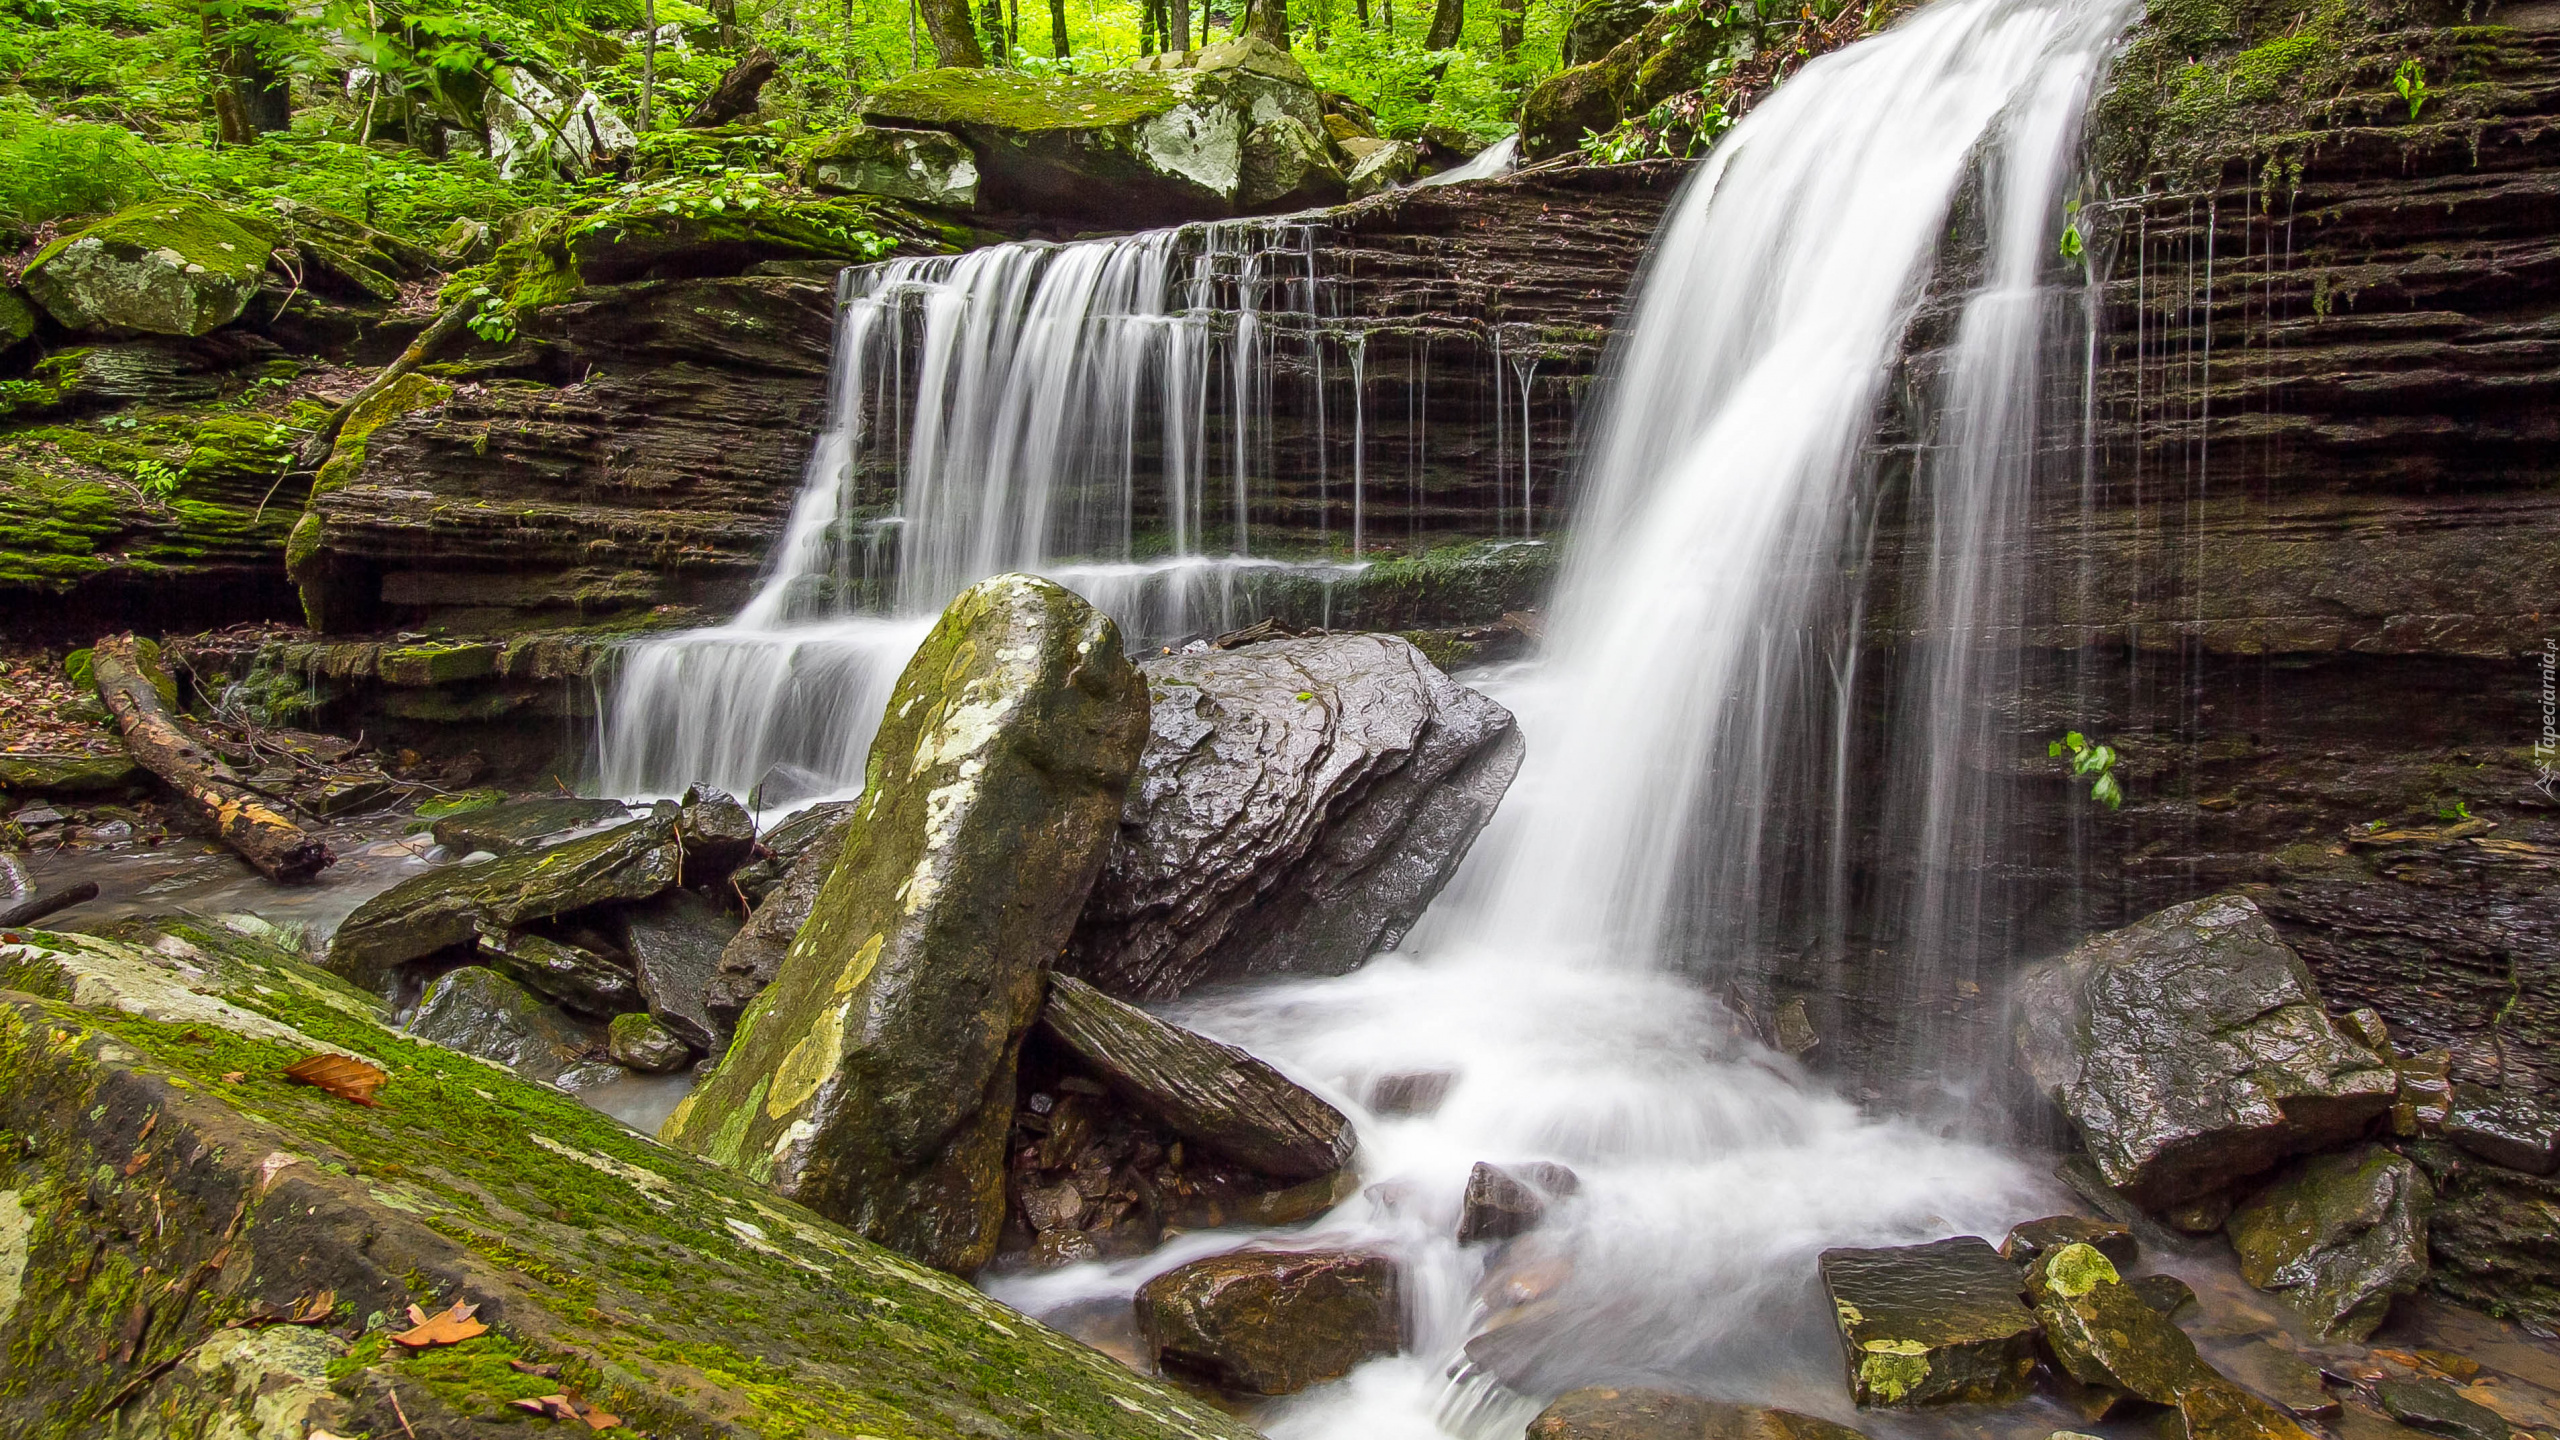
385;1379;420;1439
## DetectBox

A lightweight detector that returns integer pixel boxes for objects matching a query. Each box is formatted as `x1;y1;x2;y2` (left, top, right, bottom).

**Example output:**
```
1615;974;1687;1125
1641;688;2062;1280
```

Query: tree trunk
1006;0;1021;55
683;47;780;126
1496;0;1521;55
640;0;659;130
91;636;334;884
1140;0;1160;54
979;0;1008;61
1247;0;1286;45
1048;0;1070;56
1354;0;1367;29
919;0;985;64
1422;0;1461;48
713;0;738;47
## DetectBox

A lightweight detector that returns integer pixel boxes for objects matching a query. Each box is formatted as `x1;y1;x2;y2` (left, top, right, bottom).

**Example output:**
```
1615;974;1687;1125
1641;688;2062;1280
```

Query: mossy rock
1817;1237;2041;1407
1520;3;1737;158
564;193;936;285
0;917;1257;1439
21;200;279;338
2225;1144;2434;1341
0;752;141;795
805;124;985;209
0;287;35;355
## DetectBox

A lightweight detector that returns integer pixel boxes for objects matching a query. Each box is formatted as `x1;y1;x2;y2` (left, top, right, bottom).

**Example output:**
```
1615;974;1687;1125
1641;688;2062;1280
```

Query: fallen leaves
388;1299;486;1349
228;1289;336;1329
509;1394;620;1430
283;1052;385;1106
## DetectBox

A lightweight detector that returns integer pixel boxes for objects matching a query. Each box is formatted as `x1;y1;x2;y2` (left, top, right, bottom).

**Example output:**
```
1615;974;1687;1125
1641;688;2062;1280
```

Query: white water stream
602;0;2135;1428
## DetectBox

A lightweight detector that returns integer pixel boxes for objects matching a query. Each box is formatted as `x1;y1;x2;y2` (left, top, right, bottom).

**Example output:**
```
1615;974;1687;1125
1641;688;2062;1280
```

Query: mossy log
89;633;334;883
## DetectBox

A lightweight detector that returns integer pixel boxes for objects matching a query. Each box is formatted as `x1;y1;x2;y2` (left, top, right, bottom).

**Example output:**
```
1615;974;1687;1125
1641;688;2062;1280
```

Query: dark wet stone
2013;894;2398;1209
1370;1070;1454;1115
1526;1387;1870;1440
2226;1144;2433;1341
727;799;858;906
0;752;143;795
330;808;680;991
2375;1378;2511;1440
708;804;858;1028
2182;1377;2326;1440
429;796;631;855
1136;1249;1401;1395
661;576;1150;1275
2443;1085;2560;1176
613;889;740;1055
2166;1190;2239;1234
1065;633;1523;1000
2002;1215;2137;1268
474;924;640;1017
2403;1139;2560;1334
2023;1243;2214;1407
1817;1236;2040;1407
677;784;757;888
2216;1339;2339;1420
405;965;616;1091
1037;973;1353;1180
608;1010;693;1072
1458;1161;1580;1245
2132;1273;2199;1318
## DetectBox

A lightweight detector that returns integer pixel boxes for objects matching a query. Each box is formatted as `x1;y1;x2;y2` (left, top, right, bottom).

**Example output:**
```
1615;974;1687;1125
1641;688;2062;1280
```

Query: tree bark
683;47;780;126
640;0;659;131
1423;0;1462;49
1496;0;1521;55
1169;0;1192;50
1048;0;1070;56
979;0;1009;61
920;0;985;64
1247;0;1286;45
91;636;334;885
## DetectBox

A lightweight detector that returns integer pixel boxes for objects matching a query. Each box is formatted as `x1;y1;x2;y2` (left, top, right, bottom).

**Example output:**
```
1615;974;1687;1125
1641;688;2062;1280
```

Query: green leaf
2048;740;2065;758
2092;772;2123;810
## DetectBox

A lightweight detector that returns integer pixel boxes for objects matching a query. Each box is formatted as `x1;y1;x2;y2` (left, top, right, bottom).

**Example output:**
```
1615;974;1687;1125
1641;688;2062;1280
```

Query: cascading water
987;0;2137;1434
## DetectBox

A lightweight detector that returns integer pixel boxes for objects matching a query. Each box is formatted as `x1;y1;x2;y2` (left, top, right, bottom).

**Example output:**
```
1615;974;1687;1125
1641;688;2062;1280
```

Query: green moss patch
864;66;1191;132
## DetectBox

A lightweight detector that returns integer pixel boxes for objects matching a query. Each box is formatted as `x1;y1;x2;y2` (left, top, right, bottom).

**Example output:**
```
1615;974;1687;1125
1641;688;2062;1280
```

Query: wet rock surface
1526;1388;1871;1440
607;1009;692;1071
614;887;741;1054
1818;1236;2040;1406
2003;1214;2138;1268
2013;894;2398;1209
709;801;858;1028
1458;1159;1580;1244
1135;1248;1402;1395
1065;633;1523;1000
2228;1146;2435;1342
2404;1140;2560;1334
473;922;640;1017
2442;1087;2560;1177
2375;1377;2514;1440
405;963;618;1091
428;795;630;854
2023;1242;2213;1407
661;576;1149;1273
1037;973;1352;1179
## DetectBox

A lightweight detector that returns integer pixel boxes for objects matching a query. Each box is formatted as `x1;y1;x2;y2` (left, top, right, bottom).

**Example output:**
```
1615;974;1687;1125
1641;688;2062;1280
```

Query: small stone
608;1011;692;1072
1457;1160;1580;1244
1031;1228;1100;1269
2001;1215;2137;1268
1021;1180;1085;1233
2443;1085;2560;1175
2181;1377;2325;1440
1136;1248;1401;1396
1369;1070;1453;1116
12;807;64;828
2226;1145;2433;1341
476;925;641;1018
2394;1051;2455;1137
2375;1378;2513;1440
2340;1008;2392;1052
2215;1340;2340;1420
1525;1387;1871;1440
677;785;757;888
2022;1243;2215;1407
2131;1273;2199;1318
1818;1236;2040;1407
2166;1190;2239;1233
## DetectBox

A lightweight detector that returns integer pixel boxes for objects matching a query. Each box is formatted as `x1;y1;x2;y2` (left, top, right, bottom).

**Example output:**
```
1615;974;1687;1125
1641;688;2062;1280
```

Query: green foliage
130;456;180;499
2050;730;2124;811
2058;199;2083;261
2392;56;2429;118
0;103;156;229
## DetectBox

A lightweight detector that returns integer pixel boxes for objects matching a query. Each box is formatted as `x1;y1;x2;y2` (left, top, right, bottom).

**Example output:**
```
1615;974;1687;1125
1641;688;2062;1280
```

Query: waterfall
990;0;2137;1430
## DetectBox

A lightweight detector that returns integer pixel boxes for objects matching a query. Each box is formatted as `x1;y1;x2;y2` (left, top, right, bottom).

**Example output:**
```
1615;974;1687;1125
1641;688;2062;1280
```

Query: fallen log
0;881;100;928
90;635;334;884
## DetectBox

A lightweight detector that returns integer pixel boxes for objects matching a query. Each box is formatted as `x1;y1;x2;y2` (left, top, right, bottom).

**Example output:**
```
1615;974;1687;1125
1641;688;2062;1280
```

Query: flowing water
605;0;2136;1428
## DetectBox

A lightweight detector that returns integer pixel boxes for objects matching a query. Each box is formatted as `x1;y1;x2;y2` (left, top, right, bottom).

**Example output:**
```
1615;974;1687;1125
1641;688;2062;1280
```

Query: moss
412;787;508;821
26;199;279;279
864;66;1190;132
2042;1242;2123;1298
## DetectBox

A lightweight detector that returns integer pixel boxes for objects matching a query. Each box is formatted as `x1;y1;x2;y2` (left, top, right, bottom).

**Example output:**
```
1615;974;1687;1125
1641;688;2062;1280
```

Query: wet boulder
612;889;741;1054
0;752;144;795
2013;894;2397;1209
2022;1243;2214;1408
2002;1215;2136;1269
405;965;618;1091
2376;1378;2513;1440
430;796;629;855
2179;1379;2325;1440
473;924;640;1017
806;124;983;208
609;1010;693;1071
1344;138;1420;200
2442;1085;2560;1175
727;799;858;907
708;804;859;1028
1458;1160;1581;1244
1038;973;1353;1179
1817;1237;2040;1407
21;200;277;337
1065;633;1524;1000
1527;1388;1870;1440
660;575;1150;1274
1136;1249;1402;1395
327;807;681;991
2225;1144;2433;1341
676;784;758;888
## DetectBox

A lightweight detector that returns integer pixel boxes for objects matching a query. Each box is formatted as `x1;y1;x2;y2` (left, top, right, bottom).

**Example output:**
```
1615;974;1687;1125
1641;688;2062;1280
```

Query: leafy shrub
0;103;155;227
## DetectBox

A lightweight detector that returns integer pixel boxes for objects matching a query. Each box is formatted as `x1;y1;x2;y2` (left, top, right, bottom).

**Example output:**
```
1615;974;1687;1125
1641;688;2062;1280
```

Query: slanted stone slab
2376;1378;2513;1440
2022;1243;2215;1408
1818;1236;2039;1407
328;807;680;990
2002;1214;2137;1268
407;964;620;1092
2443;1085;2560;1176
2226;1144;2433;1341
1038;972;1352;1180
1137;1248;1401;1395
0;919;1256;1440
475;924;639;1017
2013;894;2397;1208
615;889;739;1054
661;575;1149;1274
0;751;142;795
429;795;630;854
1527;1388;1871;1440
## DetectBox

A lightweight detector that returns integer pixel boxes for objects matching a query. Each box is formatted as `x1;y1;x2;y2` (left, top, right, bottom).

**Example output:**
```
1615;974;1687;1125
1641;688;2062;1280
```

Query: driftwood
0;882;100;928
293;298;474;469
90;635;335;884
684;48;779;128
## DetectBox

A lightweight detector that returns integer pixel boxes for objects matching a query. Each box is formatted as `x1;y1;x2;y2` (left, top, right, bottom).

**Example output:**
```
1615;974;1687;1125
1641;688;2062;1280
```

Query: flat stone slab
1527;1388;1870;1440
429;796;631;854
1136;1248;1401;1395
1818;1236;2040;1407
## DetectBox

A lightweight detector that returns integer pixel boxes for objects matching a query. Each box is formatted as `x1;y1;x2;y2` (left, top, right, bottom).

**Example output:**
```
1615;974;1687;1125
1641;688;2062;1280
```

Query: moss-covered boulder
563;192;941;285
0;286;35;356
0;751;142;795
1528;1387;1871;1440
807;124;985;209
0;918;1257;1439
662;575;1150;1273
1519;2;1741;159
2013;894;2398;1209
1345;137;1420;199
2022;1243;2215;1409
2226;1144;2433;1341
861;36;1344;223
1136;1248;1402;1394
1817;1237;2040;1407
21;201;278;337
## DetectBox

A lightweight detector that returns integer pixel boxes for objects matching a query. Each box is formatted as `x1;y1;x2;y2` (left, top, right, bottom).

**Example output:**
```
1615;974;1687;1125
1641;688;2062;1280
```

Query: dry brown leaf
506;1394;618;1430
388;1299;485;1348
509;1359;564;1378
288;1289;335;1324
221;1071;245;1083
283;1053;385;1106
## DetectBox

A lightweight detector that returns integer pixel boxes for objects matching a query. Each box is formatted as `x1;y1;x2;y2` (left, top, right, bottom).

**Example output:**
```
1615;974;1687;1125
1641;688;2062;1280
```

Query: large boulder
660;575;1150;1273
21;201;277;337
1136;1248;1402;1394
327;806;682;991
1064;633;1524;1000
2225;1144;2433;1341
487;64;635;180
1039;973;1353;1178
1528;1388;1869;1440
612;888;741;1054
859;37;1345;224
807;124;983;208
1817;1237;2040;1407
0;919;1259;1439
2013;894;2398;1209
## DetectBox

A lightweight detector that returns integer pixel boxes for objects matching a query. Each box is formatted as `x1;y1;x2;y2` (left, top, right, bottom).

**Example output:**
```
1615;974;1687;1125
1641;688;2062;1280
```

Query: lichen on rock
21;200;279;338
